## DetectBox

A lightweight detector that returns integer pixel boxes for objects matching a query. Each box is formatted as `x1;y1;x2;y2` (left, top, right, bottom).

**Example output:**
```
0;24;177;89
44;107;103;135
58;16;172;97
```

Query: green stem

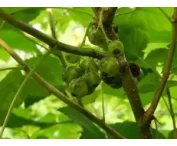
0;41;52;138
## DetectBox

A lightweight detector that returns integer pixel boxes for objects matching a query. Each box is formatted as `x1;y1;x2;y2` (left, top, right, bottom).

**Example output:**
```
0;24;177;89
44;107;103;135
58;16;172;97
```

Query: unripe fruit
80;58;99;73
62;66;82;84
65;53;80;64
84;71;101;88
68;78;88;98
108;40;124;55
87;25;105;45
99;57;119;77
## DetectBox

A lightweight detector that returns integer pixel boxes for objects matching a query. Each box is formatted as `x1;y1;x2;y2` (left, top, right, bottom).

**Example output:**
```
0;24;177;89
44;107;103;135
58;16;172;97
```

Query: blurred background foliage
0;7;177;139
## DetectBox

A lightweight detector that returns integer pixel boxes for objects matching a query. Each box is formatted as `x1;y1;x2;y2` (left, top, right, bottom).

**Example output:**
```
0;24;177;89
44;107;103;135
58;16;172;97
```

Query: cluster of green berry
62;24;143;99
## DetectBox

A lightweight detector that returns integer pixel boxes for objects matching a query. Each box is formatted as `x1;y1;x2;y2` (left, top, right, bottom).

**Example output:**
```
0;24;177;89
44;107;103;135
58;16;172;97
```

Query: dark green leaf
24;95;45;107
59;106;106;139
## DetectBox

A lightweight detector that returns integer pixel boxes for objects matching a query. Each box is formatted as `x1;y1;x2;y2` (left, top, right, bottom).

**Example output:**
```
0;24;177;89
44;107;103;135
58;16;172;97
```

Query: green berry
99;57;119;77
108;40;124;55
80;58;99;73
65;53;80;64
87;25;105;45
62;66;83;84
68;77;88;98
84;71;101;88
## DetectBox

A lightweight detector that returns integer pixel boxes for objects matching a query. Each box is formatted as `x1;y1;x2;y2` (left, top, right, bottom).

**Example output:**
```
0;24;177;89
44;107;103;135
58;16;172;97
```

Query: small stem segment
145;7;177;123
0;39;125;139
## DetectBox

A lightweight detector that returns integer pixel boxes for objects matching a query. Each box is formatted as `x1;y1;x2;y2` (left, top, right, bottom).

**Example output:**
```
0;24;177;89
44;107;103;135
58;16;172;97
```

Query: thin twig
47;8;67;68
0;66;23;72
0;40;52;138
166;88;177;138
158;7;172;22
145;7;177;123
0;39;125;139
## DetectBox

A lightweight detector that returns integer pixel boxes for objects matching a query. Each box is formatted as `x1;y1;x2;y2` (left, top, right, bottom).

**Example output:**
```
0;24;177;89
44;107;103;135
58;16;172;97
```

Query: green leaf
24;95;46;107
59;106;106;139
109;121;166;139
138;73;160;93
119;25;148;60
68;7;94;27
25;56;65;88
0;70;26;124
114;7;172;60
140;92;154;105
0;30;38;52
31;123;81;139
145;48;167;70
115;7;171;32
22;56;65;106
0;48;10;61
